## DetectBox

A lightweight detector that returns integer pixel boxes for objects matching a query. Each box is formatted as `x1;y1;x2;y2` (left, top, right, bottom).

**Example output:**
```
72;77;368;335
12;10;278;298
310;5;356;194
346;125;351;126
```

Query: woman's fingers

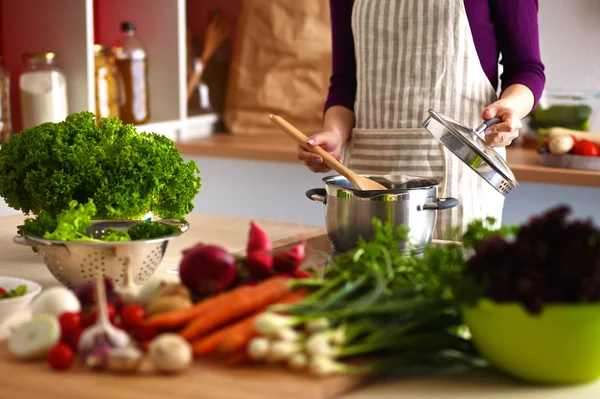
296;131;344;172
483;115;522;147
484;131;519;147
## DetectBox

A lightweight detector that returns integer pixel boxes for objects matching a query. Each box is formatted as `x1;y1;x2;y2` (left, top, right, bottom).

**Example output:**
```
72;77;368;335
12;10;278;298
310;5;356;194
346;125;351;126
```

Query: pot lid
423;109;517;187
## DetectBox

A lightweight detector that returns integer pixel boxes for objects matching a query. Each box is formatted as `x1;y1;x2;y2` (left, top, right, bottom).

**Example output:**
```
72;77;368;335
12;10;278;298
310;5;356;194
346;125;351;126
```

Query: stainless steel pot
306;174;459;254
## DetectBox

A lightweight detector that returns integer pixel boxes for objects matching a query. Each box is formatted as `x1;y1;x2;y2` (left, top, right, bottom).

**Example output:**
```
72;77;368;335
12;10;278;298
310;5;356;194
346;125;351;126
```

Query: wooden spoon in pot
269;114;388;191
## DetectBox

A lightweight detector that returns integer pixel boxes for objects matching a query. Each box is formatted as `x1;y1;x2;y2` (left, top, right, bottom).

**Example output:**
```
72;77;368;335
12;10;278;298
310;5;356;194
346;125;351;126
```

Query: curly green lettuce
0;112;201;221
19;199;182;242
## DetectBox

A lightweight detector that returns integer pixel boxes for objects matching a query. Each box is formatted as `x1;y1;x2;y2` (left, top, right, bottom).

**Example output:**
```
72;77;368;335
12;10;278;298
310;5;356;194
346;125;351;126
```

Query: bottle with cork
112;21;150;125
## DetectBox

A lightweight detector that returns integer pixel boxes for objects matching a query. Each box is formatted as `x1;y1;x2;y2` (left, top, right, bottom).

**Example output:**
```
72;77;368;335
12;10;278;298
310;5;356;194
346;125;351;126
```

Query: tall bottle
112;21;150;125
0;56;12;143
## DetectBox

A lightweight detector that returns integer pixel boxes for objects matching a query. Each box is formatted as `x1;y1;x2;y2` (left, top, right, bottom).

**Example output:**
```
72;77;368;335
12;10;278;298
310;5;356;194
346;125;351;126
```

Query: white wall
538;0;600;130
539;0;600;92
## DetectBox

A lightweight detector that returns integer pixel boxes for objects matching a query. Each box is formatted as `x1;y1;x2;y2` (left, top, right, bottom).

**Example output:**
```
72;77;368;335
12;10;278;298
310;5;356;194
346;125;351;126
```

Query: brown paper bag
223;0;332;135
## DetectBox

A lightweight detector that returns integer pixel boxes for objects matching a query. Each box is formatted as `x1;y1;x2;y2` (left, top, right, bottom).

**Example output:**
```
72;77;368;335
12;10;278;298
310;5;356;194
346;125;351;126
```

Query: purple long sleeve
324;0;546;115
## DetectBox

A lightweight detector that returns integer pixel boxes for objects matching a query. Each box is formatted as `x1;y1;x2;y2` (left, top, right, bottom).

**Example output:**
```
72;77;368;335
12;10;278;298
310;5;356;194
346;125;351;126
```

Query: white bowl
0;277;42;325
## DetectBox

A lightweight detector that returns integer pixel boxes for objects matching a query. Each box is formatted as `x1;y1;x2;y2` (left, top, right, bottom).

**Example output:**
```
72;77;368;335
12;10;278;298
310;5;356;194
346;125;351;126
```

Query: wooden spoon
187;9;232;102
269;114;388;191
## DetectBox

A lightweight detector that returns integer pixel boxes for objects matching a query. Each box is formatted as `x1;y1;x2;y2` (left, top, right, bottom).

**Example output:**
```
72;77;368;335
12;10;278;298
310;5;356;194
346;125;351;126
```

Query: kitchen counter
1;213;600;398
175;134;600;189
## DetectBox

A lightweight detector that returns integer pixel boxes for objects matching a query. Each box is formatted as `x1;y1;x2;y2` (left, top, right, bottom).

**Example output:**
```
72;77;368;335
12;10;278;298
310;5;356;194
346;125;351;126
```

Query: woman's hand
481;102;522;147
297;130;345;173
297;105;354;173
481;84;536;147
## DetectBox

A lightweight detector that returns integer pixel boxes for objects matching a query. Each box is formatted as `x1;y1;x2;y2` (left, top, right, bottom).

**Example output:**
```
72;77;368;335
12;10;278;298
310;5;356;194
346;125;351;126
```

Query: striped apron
345;0;506;240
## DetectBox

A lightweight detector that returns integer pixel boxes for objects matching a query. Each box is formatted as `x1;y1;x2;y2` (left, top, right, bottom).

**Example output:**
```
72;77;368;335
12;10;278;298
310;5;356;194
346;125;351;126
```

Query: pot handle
13;235;55;247
305;188;327;204
420;197;459;211
159;219;190;233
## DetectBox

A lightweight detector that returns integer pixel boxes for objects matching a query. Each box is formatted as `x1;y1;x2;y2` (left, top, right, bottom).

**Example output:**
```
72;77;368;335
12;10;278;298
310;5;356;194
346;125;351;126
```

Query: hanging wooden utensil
187;9;232;102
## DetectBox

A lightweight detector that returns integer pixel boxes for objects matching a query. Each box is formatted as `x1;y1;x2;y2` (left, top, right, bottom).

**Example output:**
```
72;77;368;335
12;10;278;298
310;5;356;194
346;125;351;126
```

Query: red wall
0;1;4;57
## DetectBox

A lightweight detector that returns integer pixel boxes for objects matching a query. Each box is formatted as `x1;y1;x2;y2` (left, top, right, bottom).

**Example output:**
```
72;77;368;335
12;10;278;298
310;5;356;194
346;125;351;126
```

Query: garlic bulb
114;260;140;305
78;276;130;358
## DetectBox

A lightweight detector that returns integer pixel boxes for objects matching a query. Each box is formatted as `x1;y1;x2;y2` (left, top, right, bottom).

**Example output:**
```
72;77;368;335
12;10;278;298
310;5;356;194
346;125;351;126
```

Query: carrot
191;290;308;357
179;276;291;341
144;285;253;330
224;349;252;367
191;309;263;356
218;290;308;355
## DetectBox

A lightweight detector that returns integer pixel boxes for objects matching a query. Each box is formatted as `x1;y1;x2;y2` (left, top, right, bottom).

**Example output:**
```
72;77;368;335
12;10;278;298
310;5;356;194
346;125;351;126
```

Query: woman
297;0;546;240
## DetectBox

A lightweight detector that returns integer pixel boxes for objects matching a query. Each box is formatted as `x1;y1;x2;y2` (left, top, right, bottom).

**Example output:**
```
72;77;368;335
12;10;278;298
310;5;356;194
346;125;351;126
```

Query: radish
247;221;273;253
179;243;238;296
9;314;61;360
273;239;306;273
291;269;312;279
246;250;274;278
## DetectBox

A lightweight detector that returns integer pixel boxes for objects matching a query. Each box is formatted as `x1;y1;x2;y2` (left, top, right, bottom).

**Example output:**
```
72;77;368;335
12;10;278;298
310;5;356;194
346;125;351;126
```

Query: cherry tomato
119;304;146;330
0;288;6;295
59;312;82;335
61;328;82;351
572;139;600;157
133;324;158;342
47;343;74;371
82;303;117;327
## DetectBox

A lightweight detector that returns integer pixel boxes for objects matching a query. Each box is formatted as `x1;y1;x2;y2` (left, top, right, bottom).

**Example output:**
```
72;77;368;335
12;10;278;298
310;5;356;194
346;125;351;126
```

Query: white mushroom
148;333;192;374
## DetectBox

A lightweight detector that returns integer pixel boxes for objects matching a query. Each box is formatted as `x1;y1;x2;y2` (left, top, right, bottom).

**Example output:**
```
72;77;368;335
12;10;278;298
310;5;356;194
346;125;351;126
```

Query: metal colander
13;219;189;288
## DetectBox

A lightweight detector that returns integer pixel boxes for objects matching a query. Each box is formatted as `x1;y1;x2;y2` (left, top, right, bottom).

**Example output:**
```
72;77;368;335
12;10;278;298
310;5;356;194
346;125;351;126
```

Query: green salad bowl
462;298;600;385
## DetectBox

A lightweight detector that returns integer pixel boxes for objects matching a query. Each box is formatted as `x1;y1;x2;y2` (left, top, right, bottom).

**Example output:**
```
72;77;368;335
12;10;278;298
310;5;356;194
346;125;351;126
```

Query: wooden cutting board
0;341;371;399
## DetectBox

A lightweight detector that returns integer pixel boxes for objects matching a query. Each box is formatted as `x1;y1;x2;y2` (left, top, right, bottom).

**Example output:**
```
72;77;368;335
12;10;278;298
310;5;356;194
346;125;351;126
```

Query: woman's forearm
324;105;355;143
498;84;536;119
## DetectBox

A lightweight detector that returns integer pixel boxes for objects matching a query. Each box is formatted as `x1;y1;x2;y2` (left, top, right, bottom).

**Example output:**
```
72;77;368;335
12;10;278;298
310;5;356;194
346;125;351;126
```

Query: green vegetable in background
530;104;592;131
0;112;201;223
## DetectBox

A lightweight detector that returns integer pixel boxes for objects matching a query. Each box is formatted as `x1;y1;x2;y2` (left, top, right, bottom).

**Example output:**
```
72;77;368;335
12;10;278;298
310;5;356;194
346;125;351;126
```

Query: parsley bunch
0;112;201;223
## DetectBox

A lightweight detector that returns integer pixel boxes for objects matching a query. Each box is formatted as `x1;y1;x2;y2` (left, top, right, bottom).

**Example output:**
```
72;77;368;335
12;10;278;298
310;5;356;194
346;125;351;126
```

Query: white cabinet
0;0;219;141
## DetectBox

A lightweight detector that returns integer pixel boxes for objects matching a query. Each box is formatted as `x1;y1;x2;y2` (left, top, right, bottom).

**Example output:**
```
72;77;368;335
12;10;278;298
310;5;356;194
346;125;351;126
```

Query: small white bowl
0;277;42;325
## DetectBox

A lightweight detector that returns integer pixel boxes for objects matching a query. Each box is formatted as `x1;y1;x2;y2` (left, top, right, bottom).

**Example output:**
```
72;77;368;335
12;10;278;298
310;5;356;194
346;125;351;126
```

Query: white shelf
0;0;221;140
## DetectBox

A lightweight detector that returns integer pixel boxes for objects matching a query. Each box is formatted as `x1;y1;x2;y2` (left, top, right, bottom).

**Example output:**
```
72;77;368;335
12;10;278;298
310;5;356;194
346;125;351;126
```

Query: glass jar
112;21;150;125
94;44;123;120
0;56;12;143
19;52;69;129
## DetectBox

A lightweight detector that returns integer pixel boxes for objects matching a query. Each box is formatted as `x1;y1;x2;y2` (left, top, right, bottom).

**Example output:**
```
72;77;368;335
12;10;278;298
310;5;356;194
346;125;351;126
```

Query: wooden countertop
175;134;600;189
1;213;600;398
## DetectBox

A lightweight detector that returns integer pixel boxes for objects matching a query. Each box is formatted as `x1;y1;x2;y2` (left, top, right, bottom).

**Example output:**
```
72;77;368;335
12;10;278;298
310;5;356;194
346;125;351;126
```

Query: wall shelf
0;0;220;141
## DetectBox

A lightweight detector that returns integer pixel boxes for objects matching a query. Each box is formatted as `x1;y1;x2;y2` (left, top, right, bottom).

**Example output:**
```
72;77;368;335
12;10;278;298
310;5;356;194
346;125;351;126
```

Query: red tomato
47;343;74;371
0;288;6;295
59;312;81;335
119;304;146;330
61;328;82;351
572;140;600;157
82;303;117;327
133;324;158;342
